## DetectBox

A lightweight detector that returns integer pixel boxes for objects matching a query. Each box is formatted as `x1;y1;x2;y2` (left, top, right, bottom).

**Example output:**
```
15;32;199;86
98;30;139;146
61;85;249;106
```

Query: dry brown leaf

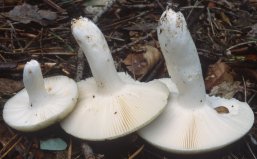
8;3;57;26
123;45;161;79
220;12;231;26
0;78;23;95
214;106;229;114
209;81;241;99
205;60;235;91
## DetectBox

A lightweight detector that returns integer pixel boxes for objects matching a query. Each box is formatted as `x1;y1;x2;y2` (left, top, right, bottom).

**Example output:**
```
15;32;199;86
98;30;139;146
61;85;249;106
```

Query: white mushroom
60;17;169;141
138;9;254;153
3;60;78;132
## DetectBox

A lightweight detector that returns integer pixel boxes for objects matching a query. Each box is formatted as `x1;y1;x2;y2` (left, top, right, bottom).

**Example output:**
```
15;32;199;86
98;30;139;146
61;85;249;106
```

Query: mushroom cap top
139;78;254;153
3;75;78;132
61;73;169;141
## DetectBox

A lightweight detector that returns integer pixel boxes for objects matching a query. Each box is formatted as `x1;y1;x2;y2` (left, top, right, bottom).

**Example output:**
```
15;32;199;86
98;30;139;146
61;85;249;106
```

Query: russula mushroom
60;17;169;141
138;9;254;153
3;60;78;132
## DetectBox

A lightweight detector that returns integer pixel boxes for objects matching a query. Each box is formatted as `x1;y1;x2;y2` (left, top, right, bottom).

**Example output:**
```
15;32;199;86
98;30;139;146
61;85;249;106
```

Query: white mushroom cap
3;60;78;132
138;9;254;153
60;17;169;141
139;79;254;153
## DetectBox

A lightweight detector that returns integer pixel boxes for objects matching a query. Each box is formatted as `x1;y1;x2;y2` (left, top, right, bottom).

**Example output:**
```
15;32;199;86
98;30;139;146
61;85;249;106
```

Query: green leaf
40;138;67;151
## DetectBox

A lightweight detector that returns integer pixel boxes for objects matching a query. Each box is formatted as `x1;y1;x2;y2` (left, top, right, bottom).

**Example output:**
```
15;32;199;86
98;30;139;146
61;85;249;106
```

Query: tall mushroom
138;9;254;153
60;17;169;141
3;60;78;132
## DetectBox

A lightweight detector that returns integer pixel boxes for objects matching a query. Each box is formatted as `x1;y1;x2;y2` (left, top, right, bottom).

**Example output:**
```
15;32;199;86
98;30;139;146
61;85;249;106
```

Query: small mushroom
3;60;78;132
60;17;169;141
138;9;254;153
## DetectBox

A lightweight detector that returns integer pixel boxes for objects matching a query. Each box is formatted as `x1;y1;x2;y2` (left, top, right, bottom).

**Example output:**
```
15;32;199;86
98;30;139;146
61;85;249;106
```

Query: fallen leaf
209;81;241;99
123;45;161;79
220;12;231;26
205;60;235;91
40;138;67;151
214;106;229;114
0;78;23;95
8;3;57;26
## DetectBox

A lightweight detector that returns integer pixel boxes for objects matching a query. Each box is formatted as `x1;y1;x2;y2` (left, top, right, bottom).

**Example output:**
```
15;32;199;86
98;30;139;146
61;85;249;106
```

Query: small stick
207;8;215;35
67;138;72;159
248;92;257;104
246;141;257;159
226;41;257;51
112;30;156;54
185;0;200;20
122;4;157;9
155;0;165;11
128;145;144;159
42;0;66;13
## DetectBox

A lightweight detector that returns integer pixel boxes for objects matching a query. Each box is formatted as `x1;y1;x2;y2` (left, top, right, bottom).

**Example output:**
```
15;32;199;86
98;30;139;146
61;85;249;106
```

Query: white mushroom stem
23;60;48;106
158;9;206;109
71;17;123;93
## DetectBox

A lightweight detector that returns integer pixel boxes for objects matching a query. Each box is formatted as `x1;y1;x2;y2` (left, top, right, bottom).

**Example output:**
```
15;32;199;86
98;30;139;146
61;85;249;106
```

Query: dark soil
0;0;256;159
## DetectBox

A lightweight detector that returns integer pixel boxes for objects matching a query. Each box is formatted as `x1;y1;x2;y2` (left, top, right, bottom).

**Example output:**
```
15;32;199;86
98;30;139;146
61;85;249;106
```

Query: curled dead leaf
214;106;229;114
8;3;57;26
205;60;235;91
123;45;161;79
210;81;241;99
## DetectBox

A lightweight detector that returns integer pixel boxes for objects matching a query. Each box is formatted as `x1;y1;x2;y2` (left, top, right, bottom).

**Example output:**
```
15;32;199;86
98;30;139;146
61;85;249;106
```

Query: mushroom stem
23;60;48;106
71;17;123;93
158;9;206;109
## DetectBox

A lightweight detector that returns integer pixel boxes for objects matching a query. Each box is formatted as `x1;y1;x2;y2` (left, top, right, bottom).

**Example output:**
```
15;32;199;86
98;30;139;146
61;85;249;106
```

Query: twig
207;8;215;35
248;92;257;104
226;41;257;51
242;76;247;102
7;21;23;52
246;141;257;159
102;11;148;30
122;4;157;9
128;145;144;159
0;135;22;159
180;5;205;10
0;53;6;62
230;153;239;159
42;0;66;13
67;138;72;159
185;0;201;20
112;30;156;54
155;0;165;11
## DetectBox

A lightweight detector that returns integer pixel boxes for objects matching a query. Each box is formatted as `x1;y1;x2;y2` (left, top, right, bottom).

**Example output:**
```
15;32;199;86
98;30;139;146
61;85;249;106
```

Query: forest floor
0;0;257;159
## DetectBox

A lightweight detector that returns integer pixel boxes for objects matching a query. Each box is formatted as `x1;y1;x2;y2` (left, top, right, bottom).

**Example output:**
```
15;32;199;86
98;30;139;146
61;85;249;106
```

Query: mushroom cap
3;75;78;131
139;78;254;153
61;73;169;141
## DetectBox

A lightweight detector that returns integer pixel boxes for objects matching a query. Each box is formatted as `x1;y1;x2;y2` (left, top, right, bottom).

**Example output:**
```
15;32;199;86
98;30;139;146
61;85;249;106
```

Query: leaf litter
0;0;256;159
8;3;57;26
